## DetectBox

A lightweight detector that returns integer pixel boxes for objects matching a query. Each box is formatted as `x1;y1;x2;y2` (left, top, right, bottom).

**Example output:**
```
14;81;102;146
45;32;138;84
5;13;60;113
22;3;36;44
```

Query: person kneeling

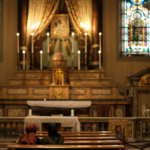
41;123;64;144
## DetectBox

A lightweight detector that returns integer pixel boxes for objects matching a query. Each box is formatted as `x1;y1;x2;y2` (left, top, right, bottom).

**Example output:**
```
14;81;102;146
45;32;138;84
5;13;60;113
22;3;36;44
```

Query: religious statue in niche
129;12;145;46
56;69;62;85
51;14;69;39
34;34;42;69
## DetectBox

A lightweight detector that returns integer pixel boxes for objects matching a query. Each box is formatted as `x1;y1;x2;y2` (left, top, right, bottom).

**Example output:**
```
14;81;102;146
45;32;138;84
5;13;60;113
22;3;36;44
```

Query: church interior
1;0;150;149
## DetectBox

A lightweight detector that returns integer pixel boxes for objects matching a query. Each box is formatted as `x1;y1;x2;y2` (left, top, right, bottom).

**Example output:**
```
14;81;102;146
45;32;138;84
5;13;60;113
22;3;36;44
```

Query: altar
24;116;80;132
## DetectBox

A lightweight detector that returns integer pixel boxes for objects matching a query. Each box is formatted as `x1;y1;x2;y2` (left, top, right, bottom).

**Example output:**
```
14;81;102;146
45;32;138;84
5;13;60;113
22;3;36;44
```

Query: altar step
9;78;51;85
15;70;51;79
69;78;111;85
69;70;105;79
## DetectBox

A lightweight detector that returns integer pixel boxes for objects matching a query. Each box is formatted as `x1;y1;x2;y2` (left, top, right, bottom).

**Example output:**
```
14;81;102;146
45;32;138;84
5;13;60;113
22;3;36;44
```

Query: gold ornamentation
64;40;70;56
56;88;63;99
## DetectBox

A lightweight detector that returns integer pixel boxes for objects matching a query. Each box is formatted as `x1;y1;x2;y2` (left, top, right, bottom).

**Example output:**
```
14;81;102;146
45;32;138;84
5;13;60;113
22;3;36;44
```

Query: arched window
121;0;150;56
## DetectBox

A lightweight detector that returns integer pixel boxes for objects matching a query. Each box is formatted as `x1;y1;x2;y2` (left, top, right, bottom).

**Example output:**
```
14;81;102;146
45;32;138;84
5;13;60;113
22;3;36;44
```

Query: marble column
91;0;102;67
18;0;28;60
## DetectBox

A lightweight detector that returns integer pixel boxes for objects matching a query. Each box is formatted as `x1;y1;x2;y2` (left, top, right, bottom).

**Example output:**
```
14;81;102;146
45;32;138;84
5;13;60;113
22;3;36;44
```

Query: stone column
18;0;28;60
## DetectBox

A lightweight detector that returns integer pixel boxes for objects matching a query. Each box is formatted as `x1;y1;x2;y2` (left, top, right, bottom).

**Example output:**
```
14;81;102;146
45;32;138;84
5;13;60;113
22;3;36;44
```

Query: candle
44;98;46;101
85;33;87;53
29;109;32;117
72;32;74;53
40;50;43;70
16;33;20;53
31;33;34;53
71;109;74;117
98;50;101;70
78;50;80;70
47;33;49;53
22;50;26;70
99;32;102;51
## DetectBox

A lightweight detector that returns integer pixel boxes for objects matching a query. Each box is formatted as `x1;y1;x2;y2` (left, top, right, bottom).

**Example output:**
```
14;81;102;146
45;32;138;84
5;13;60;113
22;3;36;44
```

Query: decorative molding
33;88;49;96
91;88;112;95
7;88;28;95
69;88;86;95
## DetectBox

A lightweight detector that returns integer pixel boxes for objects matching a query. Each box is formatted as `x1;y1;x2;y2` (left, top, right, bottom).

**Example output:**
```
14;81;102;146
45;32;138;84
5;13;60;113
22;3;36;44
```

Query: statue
129;12;145;46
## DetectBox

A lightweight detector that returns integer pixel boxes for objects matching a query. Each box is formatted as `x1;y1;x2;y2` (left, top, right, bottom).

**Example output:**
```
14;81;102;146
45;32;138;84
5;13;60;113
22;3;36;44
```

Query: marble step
9;78;51;85
68;70;105;79
69;78;111;85
15;70;51;79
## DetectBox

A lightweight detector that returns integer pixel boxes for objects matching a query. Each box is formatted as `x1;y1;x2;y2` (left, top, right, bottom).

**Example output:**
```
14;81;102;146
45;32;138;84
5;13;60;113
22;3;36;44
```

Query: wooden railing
0;117;150;142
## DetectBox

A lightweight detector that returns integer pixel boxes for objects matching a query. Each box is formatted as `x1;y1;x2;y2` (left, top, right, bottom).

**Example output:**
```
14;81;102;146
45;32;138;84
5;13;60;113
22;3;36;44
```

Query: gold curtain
65;0;83;35
138;91;150;116
35;0;60;37
26;0;45;46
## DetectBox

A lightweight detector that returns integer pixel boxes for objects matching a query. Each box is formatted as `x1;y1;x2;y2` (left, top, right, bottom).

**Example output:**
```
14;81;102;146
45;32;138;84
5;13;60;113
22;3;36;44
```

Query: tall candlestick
78;50;80;70
98;50;101;70
99;32;102;51
85;33;87;53
22;50;26;70
40;50;43;70
47;33;49;53
31;33;34;53
72;32;74;53
16;33;20;53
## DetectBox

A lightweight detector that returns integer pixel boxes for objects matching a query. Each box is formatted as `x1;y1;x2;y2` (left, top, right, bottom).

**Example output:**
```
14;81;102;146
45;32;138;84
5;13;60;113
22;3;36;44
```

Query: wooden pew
36;133;116;137
63;140;123;145
7;144;125;150
38;136;117;140
36;131;112;134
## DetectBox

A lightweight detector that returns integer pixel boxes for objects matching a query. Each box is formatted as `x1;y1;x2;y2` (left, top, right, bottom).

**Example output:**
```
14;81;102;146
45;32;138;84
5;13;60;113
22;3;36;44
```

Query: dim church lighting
80;22;90;29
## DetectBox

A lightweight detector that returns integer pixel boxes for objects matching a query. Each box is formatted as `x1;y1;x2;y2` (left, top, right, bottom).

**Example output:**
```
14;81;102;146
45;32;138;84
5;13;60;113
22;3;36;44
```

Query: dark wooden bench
63;140;123;145
36;131;112;134
36;133;116;137
7;144;125;150
38;136;117;140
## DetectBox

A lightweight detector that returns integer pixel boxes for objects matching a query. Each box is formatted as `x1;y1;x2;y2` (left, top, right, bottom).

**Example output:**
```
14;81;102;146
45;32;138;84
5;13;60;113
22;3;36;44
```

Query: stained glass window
121;0;150;56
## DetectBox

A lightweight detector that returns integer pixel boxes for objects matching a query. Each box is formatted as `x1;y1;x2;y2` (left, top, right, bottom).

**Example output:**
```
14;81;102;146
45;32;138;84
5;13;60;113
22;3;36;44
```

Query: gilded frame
51;14;69;39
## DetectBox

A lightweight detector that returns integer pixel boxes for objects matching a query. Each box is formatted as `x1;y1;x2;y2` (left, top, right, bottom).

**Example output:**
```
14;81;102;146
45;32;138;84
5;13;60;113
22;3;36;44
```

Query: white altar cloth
27;101;91;108
24;116;80;131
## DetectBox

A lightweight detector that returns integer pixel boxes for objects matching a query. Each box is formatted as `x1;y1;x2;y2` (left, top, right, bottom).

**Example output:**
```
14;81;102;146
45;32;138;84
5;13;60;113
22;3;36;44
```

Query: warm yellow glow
85;33;87;36
47;33;49;36
98;50;101;54
22;50;26;53
40;50;43;54
30;22;40;30
99;32;102;36
16;33;20;36
80;22;90;29
31;33;34;36
78;50;80;54
72;32;74;36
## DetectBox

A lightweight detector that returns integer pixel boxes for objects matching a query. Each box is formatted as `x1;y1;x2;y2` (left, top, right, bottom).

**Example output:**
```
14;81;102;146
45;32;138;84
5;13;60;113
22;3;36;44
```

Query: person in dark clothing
18;123;41;144
41;123;64;144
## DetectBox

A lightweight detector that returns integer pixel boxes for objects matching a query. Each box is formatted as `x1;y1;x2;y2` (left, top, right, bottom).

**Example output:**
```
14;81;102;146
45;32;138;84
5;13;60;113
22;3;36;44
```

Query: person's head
47;123;58;135
115;125;122;133
25;123;37;134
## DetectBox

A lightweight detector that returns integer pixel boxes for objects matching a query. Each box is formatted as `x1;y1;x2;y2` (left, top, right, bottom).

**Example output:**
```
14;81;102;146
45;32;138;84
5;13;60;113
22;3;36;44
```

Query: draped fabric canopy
26;0;92;47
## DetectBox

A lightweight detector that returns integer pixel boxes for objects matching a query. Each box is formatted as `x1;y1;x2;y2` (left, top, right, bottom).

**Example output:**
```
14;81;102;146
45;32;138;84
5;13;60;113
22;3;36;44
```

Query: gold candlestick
47;53;50;70
85;52;87;70
17;53;21;70
71;53;74;70
32;53;34;70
